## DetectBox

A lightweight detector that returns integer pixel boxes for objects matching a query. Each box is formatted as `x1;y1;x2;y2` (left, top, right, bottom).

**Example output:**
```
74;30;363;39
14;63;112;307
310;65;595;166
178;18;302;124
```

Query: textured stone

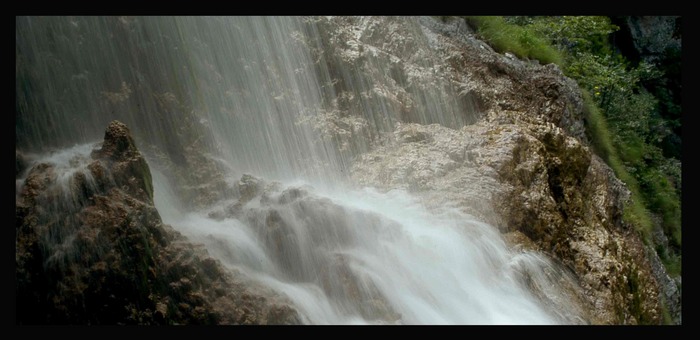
15;121;300;325
346;17;668;324
624;16;681;63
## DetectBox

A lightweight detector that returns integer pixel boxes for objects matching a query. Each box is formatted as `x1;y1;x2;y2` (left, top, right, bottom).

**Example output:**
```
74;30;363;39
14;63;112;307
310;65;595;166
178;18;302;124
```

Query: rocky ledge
15;120;300;325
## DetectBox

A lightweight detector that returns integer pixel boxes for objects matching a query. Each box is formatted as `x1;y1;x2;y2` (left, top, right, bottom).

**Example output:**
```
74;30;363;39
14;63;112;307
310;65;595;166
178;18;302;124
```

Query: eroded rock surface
15;121;300;325
341;17;669;324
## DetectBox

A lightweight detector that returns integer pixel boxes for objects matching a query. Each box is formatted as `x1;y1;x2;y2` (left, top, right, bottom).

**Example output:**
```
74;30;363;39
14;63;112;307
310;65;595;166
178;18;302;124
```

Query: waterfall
16;16;477;185
16;16;584;324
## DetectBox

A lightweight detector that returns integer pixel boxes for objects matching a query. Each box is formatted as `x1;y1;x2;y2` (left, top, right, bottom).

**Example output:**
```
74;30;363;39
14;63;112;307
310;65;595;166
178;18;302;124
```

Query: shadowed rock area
15;121;300;325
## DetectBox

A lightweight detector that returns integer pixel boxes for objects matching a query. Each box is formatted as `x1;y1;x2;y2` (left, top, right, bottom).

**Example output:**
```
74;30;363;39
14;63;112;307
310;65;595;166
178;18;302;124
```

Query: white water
152;168;572;324
17;16;583;324
18;143;576;324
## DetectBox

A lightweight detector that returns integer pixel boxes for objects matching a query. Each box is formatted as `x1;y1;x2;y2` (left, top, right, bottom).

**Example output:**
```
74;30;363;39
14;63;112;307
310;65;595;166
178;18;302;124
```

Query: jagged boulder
15;120;300;325
89;120;154;203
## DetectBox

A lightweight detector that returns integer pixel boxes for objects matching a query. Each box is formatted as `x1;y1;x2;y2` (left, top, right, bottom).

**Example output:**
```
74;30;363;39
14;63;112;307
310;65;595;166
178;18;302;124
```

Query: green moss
638;167;681;248
660;252;682;277
626;267;658;324
621;194;653;242
660;302;674;325
464;16;564;66
582;90;614;163
142;160;154;201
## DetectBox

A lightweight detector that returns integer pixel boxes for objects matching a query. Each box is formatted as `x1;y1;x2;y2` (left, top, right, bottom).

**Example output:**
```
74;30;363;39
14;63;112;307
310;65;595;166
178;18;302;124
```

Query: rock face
15;121;300;325
622;16;681;64
15;16;677;325
342;17;670;324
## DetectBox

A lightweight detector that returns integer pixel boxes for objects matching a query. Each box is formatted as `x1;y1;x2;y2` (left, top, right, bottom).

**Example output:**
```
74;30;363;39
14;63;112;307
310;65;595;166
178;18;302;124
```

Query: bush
527;16;619;56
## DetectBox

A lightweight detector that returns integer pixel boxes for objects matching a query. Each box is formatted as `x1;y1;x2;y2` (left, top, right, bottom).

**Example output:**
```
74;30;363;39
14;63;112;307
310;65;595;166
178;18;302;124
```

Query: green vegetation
581;90;614;163
661;301;674;325
465;16;681;276
464;17;564;66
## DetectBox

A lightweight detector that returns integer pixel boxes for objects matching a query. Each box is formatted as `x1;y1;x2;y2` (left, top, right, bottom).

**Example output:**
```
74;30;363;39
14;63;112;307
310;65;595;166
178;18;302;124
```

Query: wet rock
277;187;311;204
348;17;666;324
15;121;301;325
143;137;234;211
15;16;676;325
16;150;29;178
496;125;662;324
234;174;263;203
90;120;153;203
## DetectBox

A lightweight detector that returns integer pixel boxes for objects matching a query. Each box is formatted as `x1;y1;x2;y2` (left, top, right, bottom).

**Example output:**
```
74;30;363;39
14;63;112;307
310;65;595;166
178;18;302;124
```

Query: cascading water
16;16;585;324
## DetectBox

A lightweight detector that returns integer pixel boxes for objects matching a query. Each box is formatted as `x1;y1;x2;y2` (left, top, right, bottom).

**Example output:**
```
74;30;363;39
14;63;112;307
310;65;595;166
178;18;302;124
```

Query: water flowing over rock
15;121;300;324
348;17;669;324
160;171;585;324
16;16;677;324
